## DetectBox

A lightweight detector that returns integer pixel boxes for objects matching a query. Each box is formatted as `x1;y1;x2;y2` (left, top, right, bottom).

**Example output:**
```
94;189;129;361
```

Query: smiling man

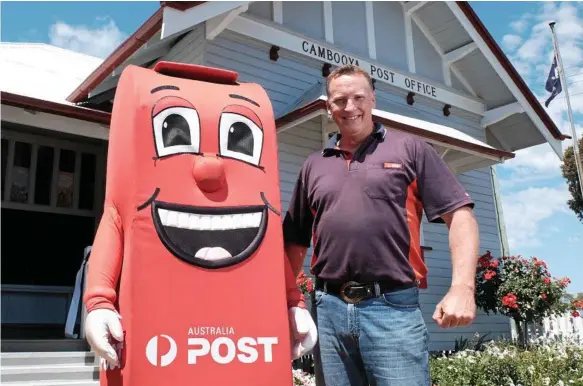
283;64;480;385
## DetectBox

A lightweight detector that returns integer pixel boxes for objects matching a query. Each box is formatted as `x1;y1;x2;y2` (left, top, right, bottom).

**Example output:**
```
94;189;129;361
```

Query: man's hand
85;309;124;367
288;307;317;359
433;284;476;328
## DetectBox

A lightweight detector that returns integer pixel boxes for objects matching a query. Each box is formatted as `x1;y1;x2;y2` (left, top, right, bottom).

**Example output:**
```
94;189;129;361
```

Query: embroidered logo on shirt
383;162;403;169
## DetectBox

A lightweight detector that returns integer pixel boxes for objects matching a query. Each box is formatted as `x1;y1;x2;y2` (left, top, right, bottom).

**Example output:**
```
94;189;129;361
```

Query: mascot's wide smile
152;201;268;269
139;188;272;269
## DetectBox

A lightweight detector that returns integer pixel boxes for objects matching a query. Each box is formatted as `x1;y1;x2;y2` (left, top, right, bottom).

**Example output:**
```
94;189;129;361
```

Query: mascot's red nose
193;154;226;193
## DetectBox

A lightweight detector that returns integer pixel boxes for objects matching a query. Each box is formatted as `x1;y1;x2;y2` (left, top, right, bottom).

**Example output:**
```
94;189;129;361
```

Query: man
283;64;479;386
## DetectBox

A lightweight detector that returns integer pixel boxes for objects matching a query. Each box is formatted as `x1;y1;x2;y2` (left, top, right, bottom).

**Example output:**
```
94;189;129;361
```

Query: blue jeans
310;286;430;386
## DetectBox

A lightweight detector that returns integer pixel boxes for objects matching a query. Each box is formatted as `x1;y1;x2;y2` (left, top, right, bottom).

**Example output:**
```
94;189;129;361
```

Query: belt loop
374;282;380;297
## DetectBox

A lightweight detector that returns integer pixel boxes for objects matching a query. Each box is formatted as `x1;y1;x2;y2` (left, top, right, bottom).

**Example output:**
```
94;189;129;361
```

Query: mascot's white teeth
157;209;262;230
194;247;232;261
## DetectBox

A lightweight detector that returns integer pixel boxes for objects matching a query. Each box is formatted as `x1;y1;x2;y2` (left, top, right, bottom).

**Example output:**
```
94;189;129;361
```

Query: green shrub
430;336;583;385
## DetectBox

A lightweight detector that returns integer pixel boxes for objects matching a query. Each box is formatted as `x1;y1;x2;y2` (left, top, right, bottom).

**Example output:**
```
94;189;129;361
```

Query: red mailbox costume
83;61;316;386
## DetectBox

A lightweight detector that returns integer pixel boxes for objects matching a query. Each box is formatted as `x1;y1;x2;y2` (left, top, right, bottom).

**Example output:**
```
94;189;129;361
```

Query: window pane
10;141;32;203
34;146;54;205
79;153;96;210
1;139;8;200
56;149;75;208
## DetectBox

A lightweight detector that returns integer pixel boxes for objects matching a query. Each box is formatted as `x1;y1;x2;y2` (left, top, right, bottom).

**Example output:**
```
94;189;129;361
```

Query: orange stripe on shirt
310;207;318;272
406;179;428;288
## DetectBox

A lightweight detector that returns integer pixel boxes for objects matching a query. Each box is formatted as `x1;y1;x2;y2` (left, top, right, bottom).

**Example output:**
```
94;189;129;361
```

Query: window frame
1;127;105;218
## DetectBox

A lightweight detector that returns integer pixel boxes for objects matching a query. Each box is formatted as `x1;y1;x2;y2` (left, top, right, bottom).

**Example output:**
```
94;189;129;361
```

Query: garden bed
430;335;583;386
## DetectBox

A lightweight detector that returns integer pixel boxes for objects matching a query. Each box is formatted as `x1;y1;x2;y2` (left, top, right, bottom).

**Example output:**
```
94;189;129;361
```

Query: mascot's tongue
195;247;232;260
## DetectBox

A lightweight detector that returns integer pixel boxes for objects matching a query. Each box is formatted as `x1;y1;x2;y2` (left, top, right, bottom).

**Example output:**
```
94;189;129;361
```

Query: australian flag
544;56;562;107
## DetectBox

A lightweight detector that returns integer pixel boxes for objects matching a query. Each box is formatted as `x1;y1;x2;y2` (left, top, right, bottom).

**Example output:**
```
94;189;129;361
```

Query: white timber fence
510;313;583;345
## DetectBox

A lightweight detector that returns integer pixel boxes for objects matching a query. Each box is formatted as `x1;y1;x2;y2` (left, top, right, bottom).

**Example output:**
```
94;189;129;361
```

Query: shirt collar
322;122;387;155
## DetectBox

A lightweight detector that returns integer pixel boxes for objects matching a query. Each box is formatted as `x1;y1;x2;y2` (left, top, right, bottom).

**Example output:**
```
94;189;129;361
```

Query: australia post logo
146;335;178;367
145;328;278;367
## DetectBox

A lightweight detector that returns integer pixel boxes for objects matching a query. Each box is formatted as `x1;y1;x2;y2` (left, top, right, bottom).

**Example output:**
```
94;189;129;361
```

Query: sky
1;1;582;293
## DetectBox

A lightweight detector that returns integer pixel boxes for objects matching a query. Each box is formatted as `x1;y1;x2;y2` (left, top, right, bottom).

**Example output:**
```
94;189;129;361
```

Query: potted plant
475;251;580;347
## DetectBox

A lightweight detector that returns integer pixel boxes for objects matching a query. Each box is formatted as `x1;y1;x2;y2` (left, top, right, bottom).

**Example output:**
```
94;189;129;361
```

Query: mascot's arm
83;204;124;313
284;252;306;309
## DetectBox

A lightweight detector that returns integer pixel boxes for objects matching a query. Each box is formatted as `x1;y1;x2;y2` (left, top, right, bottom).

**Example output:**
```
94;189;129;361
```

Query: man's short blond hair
326;64;374;95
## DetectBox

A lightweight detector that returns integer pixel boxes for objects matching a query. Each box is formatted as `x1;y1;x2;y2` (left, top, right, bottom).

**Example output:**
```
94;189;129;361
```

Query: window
1;129;104;217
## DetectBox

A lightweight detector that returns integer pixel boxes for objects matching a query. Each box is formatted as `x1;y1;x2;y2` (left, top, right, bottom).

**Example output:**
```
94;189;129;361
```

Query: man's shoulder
384;127;422;145
299;150;325;176
381;127;425;156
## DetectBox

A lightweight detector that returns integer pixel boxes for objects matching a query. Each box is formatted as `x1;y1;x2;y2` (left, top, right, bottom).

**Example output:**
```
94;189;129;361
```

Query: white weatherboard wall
163;25;206;65
422;168;510;351
157;9;510;350
277;119;324;272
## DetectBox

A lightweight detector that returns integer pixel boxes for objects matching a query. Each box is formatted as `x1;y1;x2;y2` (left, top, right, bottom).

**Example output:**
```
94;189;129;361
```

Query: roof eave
3;91;111;125
276;98;515;161
66;7;165;103
456;1;568;142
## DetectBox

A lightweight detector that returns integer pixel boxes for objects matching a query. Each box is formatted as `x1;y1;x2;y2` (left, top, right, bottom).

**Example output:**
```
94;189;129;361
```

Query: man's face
326;73;376;138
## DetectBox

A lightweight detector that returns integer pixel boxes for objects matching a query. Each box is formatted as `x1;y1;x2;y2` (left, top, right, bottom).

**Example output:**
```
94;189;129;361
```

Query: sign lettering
301;40;439;100
228;16;485;114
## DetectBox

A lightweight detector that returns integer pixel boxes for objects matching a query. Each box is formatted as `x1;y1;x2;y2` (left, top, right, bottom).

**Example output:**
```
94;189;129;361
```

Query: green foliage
561;136;583;222
430;337;583;386
454;333;491;352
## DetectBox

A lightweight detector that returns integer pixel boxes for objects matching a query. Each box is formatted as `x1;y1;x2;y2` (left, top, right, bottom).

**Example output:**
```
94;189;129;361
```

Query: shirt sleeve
413;139;474;223
282;163;314;248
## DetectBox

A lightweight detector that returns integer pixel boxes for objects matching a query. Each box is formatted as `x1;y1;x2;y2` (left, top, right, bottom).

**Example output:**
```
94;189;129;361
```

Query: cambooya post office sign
226;16;486;115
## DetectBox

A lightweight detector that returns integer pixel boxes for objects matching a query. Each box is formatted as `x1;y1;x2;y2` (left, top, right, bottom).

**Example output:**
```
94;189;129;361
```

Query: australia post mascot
82;61;317;386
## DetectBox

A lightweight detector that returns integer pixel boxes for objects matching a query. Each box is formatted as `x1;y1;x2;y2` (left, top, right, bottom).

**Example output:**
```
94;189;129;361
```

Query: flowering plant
292;369;315;386
475;252;581;325
430;333;583;385
296;271;314;296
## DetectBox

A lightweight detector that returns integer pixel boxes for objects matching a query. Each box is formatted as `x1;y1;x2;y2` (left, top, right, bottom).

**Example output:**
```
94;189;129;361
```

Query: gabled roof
0;43;102;105
454;3;565;141
63;1;567;149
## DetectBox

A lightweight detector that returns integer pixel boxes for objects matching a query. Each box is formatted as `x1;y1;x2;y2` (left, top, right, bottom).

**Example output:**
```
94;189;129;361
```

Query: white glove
288;307;318;360
85;309;124;368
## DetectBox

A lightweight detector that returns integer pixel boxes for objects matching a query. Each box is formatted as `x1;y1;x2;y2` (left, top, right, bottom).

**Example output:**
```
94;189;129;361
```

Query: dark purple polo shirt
282;123;474;287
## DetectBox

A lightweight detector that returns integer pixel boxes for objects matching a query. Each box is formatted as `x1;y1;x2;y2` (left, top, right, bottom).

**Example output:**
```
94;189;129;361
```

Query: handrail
64;246;92;339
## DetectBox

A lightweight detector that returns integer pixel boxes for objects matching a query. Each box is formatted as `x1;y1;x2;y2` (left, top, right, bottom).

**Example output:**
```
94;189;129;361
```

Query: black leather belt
315;278;417;304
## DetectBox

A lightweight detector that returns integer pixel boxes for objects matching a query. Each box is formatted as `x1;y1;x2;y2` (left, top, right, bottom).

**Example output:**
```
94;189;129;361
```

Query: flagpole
549;21;583;199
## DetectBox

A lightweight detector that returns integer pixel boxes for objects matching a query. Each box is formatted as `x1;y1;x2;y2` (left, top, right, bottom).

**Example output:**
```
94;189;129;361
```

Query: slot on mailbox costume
82;61;316;386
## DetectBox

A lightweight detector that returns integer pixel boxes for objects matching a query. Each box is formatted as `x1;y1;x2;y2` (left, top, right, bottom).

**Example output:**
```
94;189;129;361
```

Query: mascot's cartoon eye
153;107;201;158
219;113;263;166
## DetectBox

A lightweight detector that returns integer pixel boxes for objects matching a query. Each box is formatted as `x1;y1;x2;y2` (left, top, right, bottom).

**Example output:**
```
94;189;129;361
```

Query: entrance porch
1;96;108;345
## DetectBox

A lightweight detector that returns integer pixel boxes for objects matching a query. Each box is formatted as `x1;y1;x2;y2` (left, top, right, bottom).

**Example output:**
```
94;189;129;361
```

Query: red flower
484;270;496;280
543;277;551;285
296;271;306;287
489;260;499;268
572;310;580;318
306;278;313;292
502;294;518;309
540;293;547;300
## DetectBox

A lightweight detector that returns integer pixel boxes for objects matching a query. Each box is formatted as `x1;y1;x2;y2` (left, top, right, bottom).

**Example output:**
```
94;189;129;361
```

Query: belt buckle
340;281;364;304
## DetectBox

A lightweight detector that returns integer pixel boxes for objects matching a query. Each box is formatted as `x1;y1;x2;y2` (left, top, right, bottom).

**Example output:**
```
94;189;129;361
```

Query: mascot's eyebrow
261;192;280;216
151;85;180;94
137;188;160;211
229;94;260;107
